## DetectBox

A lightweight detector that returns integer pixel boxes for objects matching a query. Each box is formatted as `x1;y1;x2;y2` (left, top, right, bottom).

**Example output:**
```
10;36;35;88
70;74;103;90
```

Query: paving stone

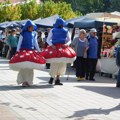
0;57;120;120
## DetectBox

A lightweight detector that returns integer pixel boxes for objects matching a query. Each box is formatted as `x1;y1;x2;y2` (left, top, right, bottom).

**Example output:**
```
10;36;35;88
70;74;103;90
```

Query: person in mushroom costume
41;18;76;85
9;20;46;87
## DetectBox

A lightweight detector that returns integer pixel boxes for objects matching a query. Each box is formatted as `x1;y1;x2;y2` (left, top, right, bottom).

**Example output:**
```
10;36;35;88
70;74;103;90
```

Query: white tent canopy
111;11;120;16
84;12;120;25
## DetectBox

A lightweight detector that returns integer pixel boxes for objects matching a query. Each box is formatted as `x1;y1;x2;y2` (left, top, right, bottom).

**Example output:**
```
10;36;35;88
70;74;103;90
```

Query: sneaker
80;77;85;80
77;77;80;81
55;79;63;85
22;82;30;87
48;77;54;84
77;77;85;81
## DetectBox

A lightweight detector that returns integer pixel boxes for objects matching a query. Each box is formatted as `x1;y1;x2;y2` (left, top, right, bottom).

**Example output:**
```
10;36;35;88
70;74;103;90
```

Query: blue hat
54;18;67;28
22;20;37;31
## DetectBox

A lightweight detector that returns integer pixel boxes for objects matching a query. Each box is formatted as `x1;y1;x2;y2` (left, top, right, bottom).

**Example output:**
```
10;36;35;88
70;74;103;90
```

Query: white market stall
100;57;118;75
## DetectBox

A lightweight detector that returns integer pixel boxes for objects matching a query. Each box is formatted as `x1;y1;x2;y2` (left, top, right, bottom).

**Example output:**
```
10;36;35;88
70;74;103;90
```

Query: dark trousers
87;58;98;79
46;63;50;69
76;57;86;78
117;69;120;84
10;47;16;58
0;41;4;56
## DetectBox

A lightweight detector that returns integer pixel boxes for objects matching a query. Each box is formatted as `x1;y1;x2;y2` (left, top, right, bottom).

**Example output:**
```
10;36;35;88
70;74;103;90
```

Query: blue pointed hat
22;20;37;31
54;18;67;28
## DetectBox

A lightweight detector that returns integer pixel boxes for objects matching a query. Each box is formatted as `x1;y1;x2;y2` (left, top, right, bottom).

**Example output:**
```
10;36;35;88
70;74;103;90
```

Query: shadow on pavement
37;76;79;83
37;75;116;84
67;104;120;119
75;85;120;99
0;84;54;91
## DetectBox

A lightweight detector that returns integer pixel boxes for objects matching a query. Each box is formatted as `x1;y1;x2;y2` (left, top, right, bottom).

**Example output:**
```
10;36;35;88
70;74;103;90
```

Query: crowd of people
0;27;50;59
0;18;119;88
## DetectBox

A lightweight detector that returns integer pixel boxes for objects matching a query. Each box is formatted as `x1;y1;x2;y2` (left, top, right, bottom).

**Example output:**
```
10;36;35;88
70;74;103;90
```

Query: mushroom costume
41;18;76;64
41;44;76;63
41;18;76;84
9;49;45;70
9;20;46;86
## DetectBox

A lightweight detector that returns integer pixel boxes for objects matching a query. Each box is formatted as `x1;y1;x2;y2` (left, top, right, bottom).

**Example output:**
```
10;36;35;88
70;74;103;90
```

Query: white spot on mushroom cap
67;51;70;54
34;57;37;59
49;51;53;54
59;48;62;51
26;53;30;56
15;54;18;56
23;50;26;52
45;49;48;52
20;55;24;58
71;50;75;54
29;51;33;53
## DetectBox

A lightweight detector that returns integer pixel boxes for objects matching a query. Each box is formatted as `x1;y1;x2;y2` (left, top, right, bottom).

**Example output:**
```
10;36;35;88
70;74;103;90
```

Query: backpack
116;46;120;67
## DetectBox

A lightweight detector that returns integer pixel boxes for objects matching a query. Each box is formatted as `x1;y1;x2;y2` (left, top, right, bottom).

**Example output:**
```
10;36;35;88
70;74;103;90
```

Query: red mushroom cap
41;44;76;63
9;50;46;71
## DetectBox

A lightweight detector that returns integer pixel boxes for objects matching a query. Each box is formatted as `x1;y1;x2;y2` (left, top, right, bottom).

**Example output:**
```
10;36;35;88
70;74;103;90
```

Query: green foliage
41;0;58;18
21;0;39;20
5;5;21;21
39;0;77;19
0;0;78;23
57;2;77;19
110;0;120;12
61;0;120;14
0;0;120;23
63;0;105;14
0;4;21;22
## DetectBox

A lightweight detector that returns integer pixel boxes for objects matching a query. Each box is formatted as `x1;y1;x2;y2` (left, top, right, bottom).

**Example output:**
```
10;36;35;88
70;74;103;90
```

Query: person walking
41;18;76;85
9;20;46;87
72;29;89;81
86;28;98;81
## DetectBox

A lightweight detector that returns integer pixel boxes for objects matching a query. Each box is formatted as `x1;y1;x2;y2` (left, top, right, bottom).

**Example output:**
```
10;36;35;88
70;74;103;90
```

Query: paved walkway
0;57;120;120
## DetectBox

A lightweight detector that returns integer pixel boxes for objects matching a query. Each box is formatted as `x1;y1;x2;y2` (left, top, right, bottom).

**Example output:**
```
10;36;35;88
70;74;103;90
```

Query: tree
39;0;58;18
21;0;39;20
0;0;78;23
0;4;6;22
5;5;21;21
38;0;78;19
0;3;21;22
64;0;105;14
109;0;120;12
57;2;77;19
